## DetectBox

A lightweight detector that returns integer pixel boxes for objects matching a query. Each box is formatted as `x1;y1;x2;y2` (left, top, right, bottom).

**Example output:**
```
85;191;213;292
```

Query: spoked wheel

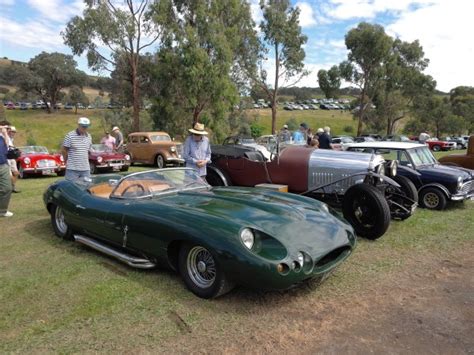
385;175;418;220
342;184;391;240
179;243;234;299
419;187;447;210
205;166;232;186
156;154;165;169
50;204;74;240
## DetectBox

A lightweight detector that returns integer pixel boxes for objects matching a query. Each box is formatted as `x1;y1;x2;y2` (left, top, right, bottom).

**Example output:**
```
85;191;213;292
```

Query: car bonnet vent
315;246;351;268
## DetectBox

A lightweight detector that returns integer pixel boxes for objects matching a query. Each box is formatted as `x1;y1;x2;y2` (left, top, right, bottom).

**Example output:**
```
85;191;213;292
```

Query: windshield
91;144;112;153
19;146;49;154
408;147;437;166
150;134;171;142
111;168;208;199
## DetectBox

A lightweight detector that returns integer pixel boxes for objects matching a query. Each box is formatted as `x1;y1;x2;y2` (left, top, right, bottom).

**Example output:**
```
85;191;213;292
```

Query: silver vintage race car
208;144;418;240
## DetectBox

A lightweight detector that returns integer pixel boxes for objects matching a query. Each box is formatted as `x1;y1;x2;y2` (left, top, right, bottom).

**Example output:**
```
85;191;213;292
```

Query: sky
0;0;473;92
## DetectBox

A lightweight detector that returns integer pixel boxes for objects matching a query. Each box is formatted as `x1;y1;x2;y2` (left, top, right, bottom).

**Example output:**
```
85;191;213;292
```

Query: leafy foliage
317;66;341;99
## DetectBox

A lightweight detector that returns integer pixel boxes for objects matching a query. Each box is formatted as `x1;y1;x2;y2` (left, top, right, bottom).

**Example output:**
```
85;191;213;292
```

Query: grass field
0;165;472;352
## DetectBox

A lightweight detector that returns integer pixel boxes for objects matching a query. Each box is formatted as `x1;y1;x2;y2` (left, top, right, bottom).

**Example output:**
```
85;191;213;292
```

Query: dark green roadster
44;168;356;298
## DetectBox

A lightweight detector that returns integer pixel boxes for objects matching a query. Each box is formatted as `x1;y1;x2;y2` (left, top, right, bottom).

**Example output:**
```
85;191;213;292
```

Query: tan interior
88;180;171;199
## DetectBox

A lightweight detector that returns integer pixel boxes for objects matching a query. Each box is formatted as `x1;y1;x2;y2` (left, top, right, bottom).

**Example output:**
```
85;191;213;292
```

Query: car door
77;193;132;246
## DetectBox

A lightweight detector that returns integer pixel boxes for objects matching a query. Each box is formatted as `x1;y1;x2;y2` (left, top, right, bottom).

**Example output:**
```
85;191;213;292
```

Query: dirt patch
156;247;473;354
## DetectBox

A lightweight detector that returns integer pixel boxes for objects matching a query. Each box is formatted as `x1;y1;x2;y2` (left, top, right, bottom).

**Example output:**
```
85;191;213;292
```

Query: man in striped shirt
62;117;92;182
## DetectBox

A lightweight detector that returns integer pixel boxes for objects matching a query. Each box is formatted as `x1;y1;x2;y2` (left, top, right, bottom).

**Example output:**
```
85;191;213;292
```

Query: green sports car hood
158;186;355;256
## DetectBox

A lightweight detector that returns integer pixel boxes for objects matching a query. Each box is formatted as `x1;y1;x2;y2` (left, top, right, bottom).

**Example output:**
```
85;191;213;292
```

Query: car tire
50;204;74;240
342;184;391;240
178;243;234;299
419;187;447;210
155;154;165;169
206;165;232;186
432;145;441;152
90;164;98;175
387;175;418;220
57;170;65;177
456;143;462;150
120;166;129;172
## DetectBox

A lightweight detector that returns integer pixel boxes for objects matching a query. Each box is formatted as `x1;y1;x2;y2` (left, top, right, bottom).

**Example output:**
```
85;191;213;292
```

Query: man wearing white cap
112;126;124;151
183;122;211;178
61;117;93;182
279;124;291;142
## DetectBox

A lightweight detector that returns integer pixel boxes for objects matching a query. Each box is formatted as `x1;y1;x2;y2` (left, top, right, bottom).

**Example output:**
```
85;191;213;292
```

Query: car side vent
315;246;351;268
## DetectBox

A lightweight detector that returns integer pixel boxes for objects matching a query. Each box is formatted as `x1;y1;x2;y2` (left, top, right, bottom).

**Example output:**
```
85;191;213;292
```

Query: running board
74;234;156;269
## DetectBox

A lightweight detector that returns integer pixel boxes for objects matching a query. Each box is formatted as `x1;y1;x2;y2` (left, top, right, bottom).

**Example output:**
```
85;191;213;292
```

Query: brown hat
188;122;208;135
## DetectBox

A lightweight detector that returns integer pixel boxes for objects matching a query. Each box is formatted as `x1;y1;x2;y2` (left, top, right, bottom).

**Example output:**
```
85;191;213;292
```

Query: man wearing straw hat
183;122;211;178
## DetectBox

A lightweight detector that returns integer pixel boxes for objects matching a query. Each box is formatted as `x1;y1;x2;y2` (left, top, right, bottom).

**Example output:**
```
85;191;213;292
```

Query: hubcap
157;156;164;168
423;192;439;208
187;246;216;288
54;206;67;235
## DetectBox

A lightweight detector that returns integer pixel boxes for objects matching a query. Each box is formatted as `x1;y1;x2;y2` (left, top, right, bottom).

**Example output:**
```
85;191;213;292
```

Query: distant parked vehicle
6;102;15;109
64;103;73;109
383;135;412;142
354;136;376;143
332;136;355;150
425;138;455;152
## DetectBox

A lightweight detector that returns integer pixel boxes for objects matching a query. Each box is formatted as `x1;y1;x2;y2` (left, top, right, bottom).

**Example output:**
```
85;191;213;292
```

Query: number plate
42;169;53;175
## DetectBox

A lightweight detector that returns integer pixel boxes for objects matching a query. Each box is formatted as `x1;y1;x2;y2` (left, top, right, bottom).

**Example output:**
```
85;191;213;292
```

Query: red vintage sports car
89;144;131;174
17;146;66;178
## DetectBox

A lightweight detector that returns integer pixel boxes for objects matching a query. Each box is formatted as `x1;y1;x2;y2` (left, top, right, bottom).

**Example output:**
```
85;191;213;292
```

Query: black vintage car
347;142;474;210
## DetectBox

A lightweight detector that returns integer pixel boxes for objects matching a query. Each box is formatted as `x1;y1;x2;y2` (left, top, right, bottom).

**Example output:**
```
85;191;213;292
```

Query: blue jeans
65;169;91;184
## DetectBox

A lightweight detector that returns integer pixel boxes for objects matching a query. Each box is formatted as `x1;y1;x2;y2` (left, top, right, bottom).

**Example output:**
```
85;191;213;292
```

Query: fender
207;165;231;186
418;183;451;198
397;165;422;177
371;173;401;188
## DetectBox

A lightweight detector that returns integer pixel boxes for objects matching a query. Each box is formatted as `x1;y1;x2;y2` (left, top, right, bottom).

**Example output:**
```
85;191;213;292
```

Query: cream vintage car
125;132;184;168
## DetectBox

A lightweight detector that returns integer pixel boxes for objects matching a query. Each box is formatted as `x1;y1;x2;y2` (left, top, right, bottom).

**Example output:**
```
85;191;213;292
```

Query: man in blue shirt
293;122;308;144
183;122;211;177
0;121;13;217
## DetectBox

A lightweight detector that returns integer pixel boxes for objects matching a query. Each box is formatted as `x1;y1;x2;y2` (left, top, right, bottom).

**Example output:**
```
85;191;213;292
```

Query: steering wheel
121;183;147;197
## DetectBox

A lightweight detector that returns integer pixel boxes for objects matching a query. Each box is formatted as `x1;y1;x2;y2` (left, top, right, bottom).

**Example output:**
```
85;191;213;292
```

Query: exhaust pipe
74;234;156;269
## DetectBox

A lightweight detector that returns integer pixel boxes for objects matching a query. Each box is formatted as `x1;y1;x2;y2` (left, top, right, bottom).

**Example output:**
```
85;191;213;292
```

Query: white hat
77;117;91;127
9;126;16;132
112;126;120;131
283;124;288;129
317;128;324;133
188;122;208;135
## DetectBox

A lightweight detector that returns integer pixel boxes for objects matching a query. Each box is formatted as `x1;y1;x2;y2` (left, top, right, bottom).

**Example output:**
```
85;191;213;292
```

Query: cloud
27;0;84;23
0;16;64;49
0;0;14;5
386;0;474;91
296;2;317;27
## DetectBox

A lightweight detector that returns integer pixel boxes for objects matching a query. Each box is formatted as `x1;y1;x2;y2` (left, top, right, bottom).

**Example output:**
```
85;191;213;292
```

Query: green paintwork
43;170;356;290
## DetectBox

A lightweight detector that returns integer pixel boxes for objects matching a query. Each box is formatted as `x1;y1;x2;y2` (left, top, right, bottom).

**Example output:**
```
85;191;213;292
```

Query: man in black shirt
319;126;332;149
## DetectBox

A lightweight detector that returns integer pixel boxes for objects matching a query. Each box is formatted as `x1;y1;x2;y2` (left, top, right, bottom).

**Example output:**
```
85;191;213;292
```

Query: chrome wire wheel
186;246;216;288
423;192;439;208
54;206;68;236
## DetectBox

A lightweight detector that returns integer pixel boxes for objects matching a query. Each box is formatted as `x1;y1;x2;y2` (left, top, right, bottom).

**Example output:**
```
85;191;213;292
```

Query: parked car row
40;133;473;300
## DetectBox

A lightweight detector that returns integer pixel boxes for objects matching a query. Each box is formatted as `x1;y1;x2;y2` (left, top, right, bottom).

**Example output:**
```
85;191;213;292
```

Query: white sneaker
1;211;13;217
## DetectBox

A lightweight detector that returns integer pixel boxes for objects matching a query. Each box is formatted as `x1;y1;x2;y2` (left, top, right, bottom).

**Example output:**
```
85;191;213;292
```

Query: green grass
247;108;357;135
0;166;473;352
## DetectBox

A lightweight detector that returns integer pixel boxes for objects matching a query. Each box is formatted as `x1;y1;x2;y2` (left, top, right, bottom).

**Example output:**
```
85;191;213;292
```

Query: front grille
460;181;473;194
36;159;57;168
175;144;183;156
106;160;124;164
315;246;351;269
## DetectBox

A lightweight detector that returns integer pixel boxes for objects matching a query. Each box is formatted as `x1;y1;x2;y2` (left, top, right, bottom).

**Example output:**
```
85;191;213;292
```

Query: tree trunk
357;82;367;137
193;108;200;125
131;58;140;132
272;43;280;135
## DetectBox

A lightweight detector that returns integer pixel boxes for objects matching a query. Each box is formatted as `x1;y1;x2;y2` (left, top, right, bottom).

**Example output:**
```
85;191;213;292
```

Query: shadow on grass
22;218;343;309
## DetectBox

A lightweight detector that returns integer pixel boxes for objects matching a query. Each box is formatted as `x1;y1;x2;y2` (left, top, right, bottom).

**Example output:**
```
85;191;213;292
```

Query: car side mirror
108;179;119;187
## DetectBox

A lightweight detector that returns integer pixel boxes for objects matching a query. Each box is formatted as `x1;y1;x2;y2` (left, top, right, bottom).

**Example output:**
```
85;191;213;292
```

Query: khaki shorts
8;159;18;174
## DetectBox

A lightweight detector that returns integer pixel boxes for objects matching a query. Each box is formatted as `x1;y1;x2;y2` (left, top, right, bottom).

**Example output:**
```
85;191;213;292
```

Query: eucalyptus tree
63;0;163;131
339;22;392;136
17;52;86;113
317;65;341;99
149;0;258;138
250;0;308;134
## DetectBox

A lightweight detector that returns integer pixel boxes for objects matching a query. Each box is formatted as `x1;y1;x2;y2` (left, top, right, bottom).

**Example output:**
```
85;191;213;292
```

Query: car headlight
389;160;397;177
125;154;130;160
376;164;385;182
97;156;103;163
297;252;304;266
240;228;254;250
60;155;64;162
170;146;176;153
457;176;463;190
24;157;30;165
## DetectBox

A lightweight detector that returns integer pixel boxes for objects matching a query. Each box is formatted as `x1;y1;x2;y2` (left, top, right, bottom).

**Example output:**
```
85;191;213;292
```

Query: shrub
250;122;264;138
343;125;354;133
285;118;298;131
